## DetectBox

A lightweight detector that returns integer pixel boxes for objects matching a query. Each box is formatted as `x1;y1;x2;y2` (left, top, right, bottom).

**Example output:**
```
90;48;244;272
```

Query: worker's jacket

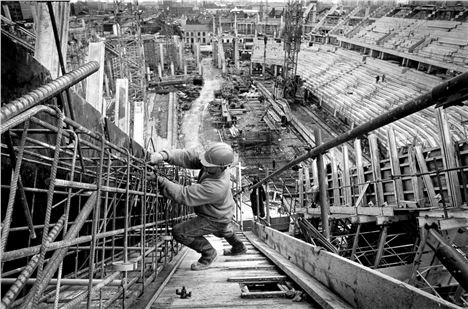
158;149;234;224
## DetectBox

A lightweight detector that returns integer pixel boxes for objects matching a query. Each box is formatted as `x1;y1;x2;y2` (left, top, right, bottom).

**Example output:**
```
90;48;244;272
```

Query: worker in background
250;176;266;219
148;143;247;271
375;75;380;83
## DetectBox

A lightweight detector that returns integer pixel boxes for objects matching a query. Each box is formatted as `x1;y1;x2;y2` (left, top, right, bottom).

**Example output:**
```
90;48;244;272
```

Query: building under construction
1;0;468;308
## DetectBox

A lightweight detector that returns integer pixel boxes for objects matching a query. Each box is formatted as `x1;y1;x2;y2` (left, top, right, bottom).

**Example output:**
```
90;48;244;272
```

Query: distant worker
250;176;266;219
381;74;386;83
148;143;247;271
362;55;367;64
375;75;380;83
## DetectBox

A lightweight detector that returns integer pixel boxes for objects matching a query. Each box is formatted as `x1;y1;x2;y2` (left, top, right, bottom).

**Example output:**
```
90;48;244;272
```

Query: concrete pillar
196;42;200;66
218;41;223;68
184;62;187;77
112;24;120;36
222;60;227;74
114;79;129;134
85;41;105;114
274;65;277;77
365;6;370;18
133;101;144;146
178;42;183;68
234;37;239;70
234;13;238;36
312;4;317;23
170;61;175;76
158;63;162;78
34;2;70;79
159;43;164;70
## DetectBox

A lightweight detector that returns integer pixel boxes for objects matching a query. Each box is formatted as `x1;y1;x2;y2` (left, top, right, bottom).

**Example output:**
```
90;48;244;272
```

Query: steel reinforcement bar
1;83;192;309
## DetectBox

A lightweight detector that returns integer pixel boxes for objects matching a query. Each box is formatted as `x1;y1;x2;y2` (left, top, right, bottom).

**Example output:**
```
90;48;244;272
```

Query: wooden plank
418;217;468;230
369;134;384;206
142;248;189;309
350;215;377;223
373;225;388;268
353;183;369;208
241;291;287;298
299;166;304;209
414;145;438;208
331;149;341;206
250;223;460;309
305;206;394;216
228;275;287;282
387;127;404;207
244;231;353;309
419;209;468;218
436;109;462;207
354;139;367;207
407;146;424;207
342;145;352;207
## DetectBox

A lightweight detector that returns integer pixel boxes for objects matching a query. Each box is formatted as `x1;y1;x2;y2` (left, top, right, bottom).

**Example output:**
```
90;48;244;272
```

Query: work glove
148;152;165;165
147;171;158;182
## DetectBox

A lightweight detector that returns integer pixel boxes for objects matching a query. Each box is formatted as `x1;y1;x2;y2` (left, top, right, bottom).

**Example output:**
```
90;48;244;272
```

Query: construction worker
148;143;247;270
250;176;266;219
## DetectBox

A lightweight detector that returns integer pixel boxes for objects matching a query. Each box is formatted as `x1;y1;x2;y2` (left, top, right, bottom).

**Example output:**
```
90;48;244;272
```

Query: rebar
1;61;99;124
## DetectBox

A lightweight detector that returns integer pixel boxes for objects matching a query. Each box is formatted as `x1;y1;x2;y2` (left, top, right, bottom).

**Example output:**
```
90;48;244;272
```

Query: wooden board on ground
251;222;460;309
149;235;319;309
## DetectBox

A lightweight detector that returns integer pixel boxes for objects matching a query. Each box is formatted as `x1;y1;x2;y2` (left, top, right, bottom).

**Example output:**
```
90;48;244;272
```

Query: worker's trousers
172;216;245;264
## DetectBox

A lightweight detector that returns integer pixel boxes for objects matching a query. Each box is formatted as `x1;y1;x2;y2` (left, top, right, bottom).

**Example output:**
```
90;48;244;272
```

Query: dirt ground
180;58;223;151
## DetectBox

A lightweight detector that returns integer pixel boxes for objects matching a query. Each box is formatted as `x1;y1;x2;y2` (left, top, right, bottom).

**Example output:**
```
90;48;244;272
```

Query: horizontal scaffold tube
0;61;99;124
250;71;468;190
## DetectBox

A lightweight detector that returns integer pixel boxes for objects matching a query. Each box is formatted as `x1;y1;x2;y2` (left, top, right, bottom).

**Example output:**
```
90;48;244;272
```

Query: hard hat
199;143;234;167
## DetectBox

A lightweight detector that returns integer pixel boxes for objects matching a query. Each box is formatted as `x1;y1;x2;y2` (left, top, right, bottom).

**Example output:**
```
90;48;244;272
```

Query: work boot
188;237;217;271
223;234;247;256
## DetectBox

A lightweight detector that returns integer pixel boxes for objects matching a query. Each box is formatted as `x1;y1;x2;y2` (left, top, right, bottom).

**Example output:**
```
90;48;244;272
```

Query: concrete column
234;37;239;70
222;60;227;74
159;43;164;70
184;62;187;77
170;61;175;76
196;42;200;66
158;63;162;78
312;4;317;23
114;79;129;134
178;42;183;68
234;13;238;36
34;2;70;79
85;41;105;114
274;65;277;77
218;41;223;68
